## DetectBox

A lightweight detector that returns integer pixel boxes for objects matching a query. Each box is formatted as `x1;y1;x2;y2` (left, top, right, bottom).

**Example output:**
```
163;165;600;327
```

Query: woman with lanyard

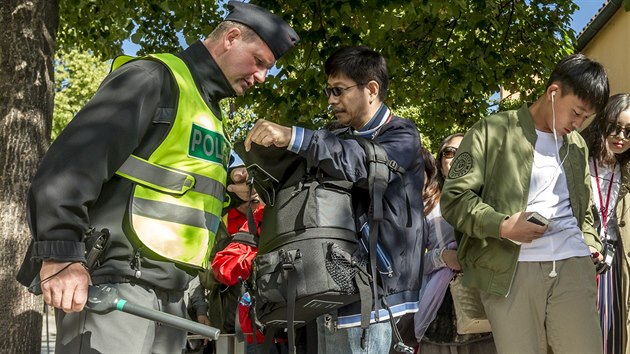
581;93;630;354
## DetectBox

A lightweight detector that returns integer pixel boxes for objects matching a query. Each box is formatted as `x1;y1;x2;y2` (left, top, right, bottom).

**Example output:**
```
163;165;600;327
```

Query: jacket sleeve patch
448;152;473;179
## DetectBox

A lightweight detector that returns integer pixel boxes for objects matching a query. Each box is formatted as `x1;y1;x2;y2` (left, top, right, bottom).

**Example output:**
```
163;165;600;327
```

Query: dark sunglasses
323;83;363;98
609;125;630;139
441;146;458;159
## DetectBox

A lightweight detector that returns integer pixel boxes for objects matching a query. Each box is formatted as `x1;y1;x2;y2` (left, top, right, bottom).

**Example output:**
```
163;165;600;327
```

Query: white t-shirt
520;130;590;261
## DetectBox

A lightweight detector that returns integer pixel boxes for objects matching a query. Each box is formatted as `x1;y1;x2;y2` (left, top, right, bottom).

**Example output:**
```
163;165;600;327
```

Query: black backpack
235;136;411;353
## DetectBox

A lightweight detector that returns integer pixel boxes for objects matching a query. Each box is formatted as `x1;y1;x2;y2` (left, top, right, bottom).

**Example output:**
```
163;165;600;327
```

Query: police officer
16;2;298;353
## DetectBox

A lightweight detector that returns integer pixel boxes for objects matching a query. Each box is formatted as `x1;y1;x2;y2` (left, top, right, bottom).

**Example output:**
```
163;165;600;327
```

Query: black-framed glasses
609;125;630;139
323;83;363;98
441;146;458;159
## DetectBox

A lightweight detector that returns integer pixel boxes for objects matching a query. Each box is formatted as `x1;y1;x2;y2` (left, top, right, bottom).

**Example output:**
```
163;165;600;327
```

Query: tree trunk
0;1;58;353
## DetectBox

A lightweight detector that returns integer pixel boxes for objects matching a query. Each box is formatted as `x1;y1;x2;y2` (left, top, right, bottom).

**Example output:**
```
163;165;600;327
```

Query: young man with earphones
441;54;609;354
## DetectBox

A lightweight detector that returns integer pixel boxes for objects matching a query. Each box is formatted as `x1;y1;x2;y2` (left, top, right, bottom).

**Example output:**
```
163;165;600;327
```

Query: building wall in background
581;8;630;95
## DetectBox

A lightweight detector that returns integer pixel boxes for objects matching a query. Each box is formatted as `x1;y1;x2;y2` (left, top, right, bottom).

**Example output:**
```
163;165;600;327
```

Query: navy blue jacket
296;111;425;327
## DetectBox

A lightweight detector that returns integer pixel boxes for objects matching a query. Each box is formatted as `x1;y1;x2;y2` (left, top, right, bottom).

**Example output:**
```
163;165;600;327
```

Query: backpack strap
358;137;414;353
348;136;391;320
245;176;261;240
230;232;258;248
355;266;373;331
240;278;266;353
286;256;298;354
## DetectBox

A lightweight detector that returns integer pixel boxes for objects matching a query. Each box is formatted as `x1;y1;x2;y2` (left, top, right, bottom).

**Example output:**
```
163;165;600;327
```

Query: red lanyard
593;161;615;233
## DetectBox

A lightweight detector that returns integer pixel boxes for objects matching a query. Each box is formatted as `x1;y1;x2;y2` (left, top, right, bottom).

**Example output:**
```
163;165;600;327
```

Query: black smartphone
526;212;550;226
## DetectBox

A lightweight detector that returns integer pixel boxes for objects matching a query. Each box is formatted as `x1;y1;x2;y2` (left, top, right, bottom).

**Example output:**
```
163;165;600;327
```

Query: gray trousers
55;282;187;354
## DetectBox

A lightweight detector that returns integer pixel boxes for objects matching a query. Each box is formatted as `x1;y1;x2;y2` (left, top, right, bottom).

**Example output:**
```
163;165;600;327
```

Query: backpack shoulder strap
344;135;404;220
231;231;258;248
355;137;390;221
343;134;413;328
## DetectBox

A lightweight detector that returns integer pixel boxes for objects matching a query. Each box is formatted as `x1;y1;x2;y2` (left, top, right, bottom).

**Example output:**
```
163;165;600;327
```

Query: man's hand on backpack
500;211;547;244
227;166;259;203
244;119;292;152
40;260;91;313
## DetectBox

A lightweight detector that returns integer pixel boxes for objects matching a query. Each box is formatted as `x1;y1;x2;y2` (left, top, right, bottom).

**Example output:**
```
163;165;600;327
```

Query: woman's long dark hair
581;93;630;167
422;147;440;215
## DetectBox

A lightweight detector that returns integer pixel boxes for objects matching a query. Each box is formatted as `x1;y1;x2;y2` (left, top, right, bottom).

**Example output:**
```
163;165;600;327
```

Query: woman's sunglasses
441;146;458;159
609;125;630;139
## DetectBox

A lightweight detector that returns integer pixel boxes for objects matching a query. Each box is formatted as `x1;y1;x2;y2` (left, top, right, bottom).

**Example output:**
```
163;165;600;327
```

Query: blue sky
572;0;606;33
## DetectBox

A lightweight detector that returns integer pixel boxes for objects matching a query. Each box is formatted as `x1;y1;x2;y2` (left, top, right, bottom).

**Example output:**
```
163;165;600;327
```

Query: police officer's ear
366;80;380;104
223;27;243;51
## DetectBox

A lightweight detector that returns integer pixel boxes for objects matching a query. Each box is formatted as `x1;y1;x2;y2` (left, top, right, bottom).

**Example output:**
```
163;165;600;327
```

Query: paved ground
39;306;244;354
40;305;56;354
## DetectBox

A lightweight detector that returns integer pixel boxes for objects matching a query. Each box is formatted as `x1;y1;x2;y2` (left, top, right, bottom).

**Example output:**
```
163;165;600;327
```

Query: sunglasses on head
609;125;630;139
441;146;458;159
323;83;363;98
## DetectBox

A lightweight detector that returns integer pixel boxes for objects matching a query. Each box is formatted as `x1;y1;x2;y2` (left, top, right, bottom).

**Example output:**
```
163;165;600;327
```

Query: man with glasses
441;54;609;354
244;46;425;353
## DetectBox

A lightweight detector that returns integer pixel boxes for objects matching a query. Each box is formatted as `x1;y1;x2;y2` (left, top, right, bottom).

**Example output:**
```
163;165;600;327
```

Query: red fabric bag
211;205;264;286
212;243;257;286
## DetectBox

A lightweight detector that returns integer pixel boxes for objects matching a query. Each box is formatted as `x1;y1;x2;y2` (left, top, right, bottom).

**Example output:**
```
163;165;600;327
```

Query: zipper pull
130;248;143;278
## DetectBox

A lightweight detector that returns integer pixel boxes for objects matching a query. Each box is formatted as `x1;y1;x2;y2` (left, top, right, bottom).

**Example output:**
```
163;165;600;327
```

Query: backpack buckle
394;342;414;353
282;262;295;271
386;159;399;171
281;250;297;270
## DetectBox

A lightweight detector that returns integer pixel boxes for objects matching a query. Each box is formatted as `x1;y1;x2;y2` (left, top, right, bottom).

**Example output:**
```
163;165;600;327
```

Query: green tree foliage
55;1;578;148
52;49;110;140
223;99;259;143
57;0;223;59
249;0;578;133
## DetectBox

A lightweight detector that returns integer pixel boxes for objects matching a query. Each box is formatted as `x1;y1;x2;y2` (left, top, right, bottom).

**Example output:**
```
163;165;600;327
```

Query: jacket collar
518;103;539;146
177;41;236;101
352;103;391;139
519;102;579;147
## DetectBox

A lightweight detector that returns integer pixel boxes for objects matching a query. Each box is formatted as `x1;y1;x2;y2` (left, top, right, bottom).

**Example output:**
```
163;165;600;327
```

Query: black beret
225;1;299;60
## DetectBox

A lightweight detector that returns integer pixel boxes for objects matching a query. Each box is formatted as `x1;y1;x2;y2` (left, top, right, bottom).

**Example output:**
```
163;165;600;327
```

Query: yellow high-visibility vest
112;53;230;269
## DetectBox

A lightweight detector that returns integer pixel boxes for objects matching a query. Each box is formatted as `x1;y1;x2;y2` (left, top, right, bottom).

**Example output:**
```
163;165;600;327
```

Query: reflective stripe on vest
113;53;229;269
132;197;221;236
116;155;226;197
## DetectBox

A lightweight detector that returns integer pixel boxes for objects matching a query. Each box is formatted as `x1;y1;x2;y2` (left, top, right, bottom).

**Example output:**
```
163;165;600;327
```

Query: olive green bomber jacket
440;103;601;297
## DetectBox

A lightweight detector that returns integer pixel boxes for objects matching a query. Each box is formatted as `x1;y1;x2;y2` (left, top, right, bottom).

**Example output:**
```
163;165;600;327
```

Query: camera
596;241;615;274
